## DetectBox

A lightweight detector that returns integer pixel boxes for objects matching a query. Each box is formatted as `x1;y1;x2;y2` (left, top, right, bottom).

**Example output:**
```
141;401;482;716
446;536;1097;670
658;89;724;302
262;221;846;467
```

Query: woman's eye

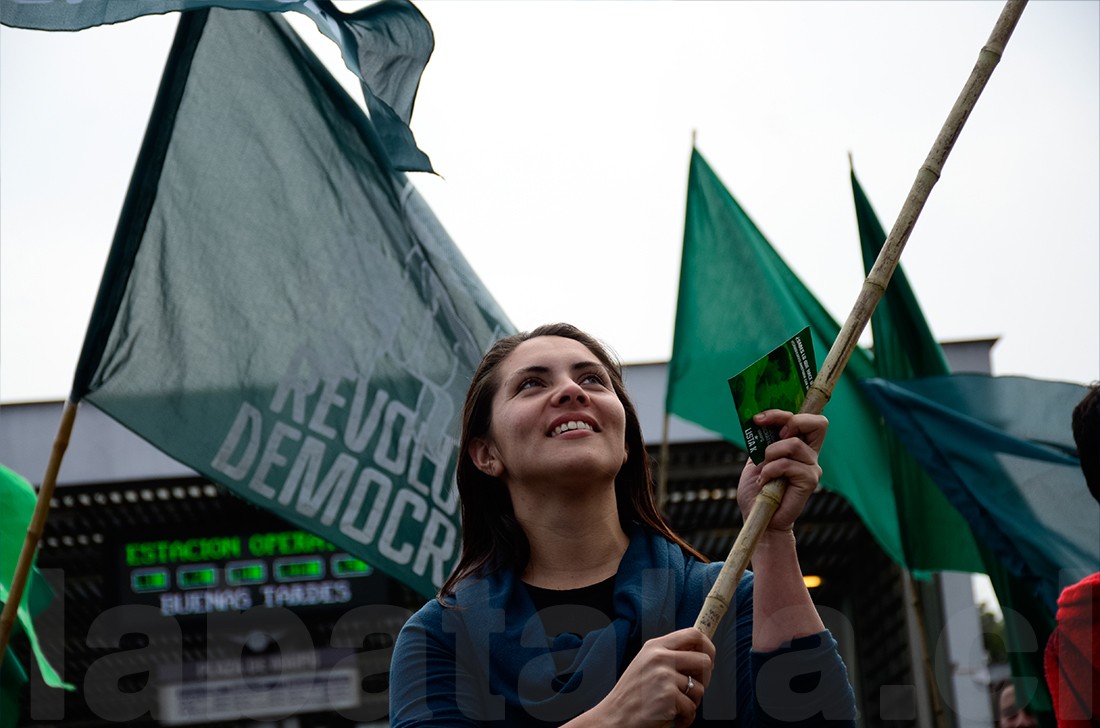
579;372;605;386
518;378;543;391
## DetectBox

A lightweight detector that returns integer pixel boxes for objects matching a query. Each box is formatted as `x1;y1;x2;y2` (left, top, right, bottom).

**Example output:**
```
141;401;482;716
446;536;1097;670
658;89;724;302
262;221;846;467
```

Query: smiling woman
446;324;696;596
389;323;856;727
468;335;630;512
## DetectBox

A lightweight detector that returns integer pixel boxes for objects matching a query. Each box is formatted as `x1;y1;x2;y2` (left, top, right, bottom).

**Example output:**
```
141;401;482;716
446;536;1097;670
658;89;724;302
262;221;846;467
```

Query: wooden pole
0;399;79;655
658;129;697;510
692;0;1028;640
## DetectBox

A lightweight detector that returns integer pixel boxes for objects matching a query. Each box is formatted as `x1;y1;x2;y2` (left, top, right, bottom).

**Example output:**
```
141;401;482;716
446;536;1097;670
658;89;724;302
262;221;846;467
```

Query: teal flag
70;8;512;598
862;373;1098;724
1;464;74;724
1;0;435;172
666;149;905;567
852;169;984;572
861;375;1098;611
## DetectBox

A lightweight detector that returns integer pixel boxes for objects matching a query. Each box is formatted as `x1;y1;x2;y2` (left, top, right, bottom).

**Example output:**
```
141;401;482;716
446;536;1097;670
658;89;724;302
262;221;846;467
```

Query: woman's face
470;335;628;492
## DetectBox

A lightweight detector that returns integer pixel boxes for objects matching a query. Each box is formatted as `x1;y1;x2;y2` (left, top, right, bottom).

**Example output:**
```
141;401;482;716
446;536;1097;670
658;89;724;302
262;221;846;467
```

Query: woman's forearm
749;529;825;651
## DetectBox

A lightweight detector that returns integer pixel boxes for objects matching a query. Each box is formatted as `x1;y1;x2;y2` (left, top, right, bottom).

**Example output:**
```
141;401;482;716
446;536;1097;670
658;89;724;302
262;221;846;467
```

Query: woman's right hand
585;627;715;727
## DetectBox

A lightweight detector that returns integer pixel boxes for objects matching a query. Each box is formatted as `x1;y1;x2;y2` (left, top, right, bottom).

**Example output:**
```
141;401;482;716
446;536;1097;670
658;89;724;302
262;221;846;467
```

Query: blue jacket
390;526;855;726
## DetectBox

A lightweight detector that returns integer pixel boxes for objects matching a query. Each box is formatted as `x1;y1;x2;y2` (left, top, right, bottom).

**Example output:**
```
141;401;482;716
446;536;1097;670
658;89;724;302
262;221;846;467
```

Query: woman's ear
468;437;504;478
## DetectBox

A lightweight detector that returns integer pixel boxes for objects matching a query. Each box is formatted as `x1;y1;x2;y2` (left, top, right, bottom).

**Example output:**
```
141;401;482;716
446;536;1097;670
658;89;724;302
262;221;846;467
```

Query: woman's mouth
550;420;595;437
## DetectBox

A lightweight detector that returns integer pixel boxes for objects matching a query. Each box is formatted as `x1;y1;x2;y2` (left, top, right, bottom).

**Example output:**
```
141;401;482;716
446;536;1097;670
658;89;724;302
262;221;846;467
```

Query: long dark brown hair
439;323;704;601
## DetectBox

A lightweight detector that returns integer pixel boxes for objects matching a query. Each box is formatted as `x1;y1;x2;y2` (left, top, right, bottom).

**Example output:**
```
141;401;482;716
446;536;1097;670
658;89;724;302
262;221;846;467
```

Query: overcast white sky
1;1;1097;404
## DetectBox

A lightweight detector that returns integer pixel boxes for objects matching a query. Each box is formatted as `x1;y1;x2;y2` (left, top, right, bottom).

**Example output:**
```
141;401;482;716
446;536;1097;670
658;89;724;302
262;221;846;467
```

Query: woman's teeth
552;421;594;437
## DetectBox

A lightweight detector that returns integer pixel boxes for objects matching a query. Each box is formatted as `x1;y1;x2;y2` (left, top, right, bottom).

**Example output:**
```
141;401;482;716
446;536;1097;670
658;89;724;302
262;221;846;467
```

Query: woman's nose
554;379;588;404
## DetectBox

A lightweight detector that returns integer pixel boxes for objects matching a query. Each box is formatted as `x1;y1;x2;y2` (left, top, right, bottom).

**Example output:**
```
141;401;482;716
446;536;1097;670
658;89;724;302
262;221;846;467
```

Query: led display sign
115;529;384;617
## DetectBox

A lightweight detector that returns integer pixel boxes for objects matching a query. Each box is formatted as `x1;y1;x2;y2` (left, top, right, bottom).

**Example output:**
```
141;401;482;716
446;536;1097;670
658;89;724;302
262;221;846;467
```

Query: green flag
0;0;435;172
1;464;74;724
851;169;984;572
70;8;512;598
854;171;1069;724
667;149;905;567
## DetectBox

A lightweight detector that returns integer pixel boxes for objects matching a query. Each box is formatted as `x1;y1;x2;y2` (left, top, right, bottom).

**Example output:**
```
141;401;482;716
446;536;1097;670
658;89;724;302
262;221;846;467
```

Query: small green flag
667;149;904;568
851;169;984;573
0;464;74;719
71;9;512;599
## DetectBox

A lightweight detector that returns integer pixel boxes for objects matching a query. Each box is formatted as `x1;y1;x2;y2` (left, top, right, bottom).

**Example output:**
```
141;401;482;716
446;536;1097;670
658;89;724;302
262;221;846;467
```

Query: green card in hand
727;327;817;464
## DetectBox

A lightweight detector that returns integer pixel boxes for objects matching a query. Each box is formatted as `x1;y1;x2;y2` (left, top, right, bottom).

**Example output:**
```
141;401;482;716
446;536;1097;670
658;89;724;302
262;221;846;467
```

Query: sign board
115;528;387;617
158;650;358;724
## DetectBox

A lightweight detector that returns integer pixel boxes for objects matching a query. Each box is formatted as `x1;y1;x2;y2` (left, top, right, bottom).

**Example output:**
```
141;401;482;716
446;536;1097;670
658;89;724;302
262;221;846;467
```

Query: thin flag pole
0;399;79;654
0;14;209;654
907;574;949;728
658;128;697;509
691;0;1028;640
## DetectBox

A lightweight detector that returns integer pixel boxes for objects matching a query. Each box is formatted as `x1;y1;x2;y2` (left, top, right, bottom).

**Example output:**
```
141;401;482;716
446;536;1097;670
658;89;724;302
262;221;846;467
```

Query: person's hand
587;628;715;728
737;410;827;532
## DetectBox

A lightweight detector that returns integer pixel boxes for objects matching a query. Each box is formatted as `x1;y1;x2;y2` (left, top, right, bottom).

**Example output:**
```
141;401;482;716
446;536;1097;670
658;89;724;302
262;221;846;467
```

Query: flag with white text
70;8;512;598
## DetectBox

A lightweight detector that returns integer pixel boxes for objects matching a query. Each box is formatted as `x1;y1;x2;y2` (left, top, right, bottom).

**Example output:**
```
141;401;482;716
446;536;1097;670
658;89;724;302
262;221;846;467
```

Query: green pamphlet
727;326;817;464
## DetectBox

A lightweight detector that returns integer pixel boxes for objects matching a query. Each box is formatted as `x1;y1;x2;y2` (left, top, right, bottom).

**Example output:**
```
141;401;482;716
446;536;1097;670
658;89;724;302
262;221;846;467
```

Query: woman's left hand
736;410;827;532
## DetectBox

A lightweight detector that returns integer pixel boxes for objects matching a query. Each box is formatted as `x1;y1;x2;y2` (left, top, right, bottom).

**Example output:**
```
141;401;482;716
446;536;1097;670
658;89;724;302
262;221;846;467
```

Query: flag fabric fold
337;0;434;173
0;0;434;172
861;374;1098;611
69;7;511;598
666;149;905;568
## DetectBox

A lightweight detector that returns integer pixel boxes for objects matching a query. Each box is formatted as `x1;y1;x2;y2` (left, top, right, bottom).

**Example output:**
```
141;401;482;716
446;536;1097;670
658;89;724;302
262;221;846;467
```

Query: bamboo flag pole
692;0;1027;641
0;399;79;654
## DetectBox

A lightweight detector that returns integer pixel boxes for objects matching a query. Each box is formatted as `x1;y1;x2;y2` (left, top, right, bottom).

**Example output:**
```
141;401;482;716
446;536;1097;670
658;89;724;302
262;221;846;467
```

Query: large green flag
0;0;435;172
1;464;74;726
851;170;984;572
854;171;1071;724
70;8;512;598
666;149;905;567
